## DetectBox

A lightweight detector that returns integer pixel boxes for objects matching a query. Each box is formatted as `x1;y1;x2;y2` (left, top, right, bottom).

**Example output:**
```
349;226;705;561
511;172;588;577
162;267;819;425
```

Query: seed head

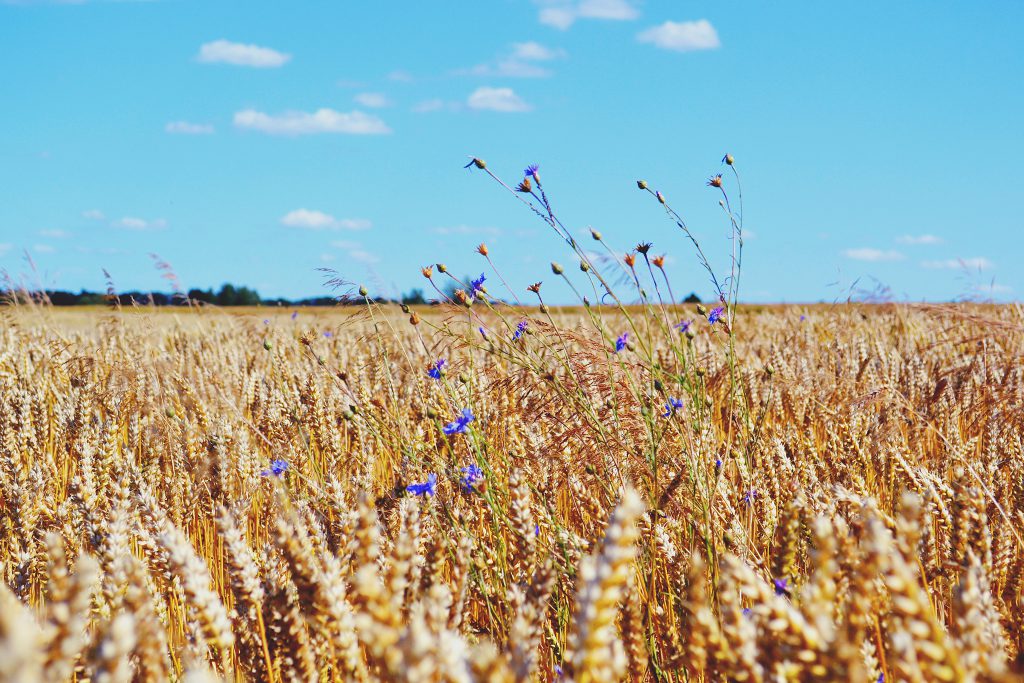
579;260;590;272
409;312;420;325
635;242;651;255
590;227;603;241
624;252;636;268
551;262;564;275
527;282;542;294
263;339;272;351
723;153;734;166
517;177;533;193
436;263;448;274
707;174;723;188
539;303;549;314
651;254;665;268
637;180;648;190
422;266;433;279
453;289;471;307
476;243;489;256
358;285;368;297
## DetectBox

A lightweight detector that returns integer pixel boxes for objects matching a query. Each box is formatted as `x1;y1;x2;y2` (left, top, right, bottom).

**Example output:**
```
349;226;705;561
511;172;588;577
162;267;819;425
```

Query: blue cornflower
291;311;298;320
708;306;725;325
773;578;789;596
715;458;723;470
661;397;684;417
524;164;539;178
260;459;289;477
742;607;752;617
478;326;488;340
513;320;528;341
674;319;692;334
877;675;884;683
470;273;486;295
443;408;475;436
743;489;757;506
263;319;270;325
406;473;437;497
427;358;446;380
614;332;629;353
323;331;333;338
459;464;484;492
799;314;807;322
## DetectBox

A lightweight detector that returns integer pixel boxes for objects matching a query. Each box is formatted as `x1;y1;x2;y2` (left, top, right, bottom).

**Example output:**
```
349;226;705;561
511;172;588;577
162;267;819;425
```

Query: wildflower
715;458;723;470
527;282;542;293
614;332;629;353
651;254;666;268
674;319;691;334
661;397;684;417
708;306;725;325
799;314;806;322
476;243;488;256
635;242;651;255
524;163;539;178
656;190;666;204
323;331;333;338
263;319;270;325
624;252;636;267
773;578;790;596
459;464;484;492
260;459;289;477
707;174;723;188
513;320;528;341
443;408;475;436
742;489;757;506
422;266;434;279
427;358;446;380
534;524;540;536
406;473;437;497
291;311;298;320
517;177;532;193
478;326;488;339
470;273;487;295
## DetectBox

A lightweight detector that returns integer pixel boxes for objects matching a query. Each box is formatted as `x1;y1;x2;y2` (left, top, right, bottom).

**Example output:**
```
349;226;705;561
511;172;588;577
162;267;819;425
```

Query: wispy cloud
843;248;904;262
354;92;390;108
234;108;391;135
467;87;532;112
0;243;11;256
281;209;371;231
387;70;414;83
82;209;105;220
637;19;720;52
412;98;448;113
329;239;379;264
921;257;993;270
112;216;167;231
33;244;55;254
196;39;291;68
165;121;214;135
895;234;944;245
462;41;566;78
39;229;71;238
538;0;638;30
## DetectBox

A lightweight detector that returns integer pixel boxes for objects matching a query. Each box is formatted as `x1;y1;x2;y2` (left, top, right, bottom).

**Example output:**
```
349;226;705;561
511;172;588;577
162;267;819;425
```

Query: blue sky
1;1;1021;303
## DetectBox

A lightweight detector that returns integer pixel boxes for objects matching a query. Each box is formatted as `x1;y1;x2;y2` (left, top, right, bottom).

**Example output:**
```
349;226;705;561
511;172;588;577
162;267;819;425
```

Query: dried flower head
707;174;723;188
651;254;666;268
476;243;488;256
635;242;651;255
527;282;542;294
517;178;533;193
624;252;636;268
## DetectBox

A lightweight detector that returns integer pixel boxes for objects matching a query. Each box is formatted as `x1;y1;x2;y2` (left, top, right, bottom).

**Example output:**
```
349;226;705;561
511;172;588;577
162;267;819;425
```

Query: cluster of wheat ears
1;160;1022;682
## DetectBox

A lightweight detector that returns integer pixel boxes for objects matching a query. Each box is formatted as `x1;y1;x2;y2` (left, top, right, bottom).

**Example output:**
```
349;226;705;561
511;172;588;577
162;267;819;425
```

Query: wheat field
0;298;1021;682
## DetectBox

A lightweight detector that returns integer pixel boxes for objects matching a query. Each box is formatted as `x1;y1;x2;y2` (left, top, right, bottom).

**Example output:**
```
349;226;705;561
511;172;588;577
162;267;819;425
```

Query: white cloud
511;42;565;61
637;19;720;52
387;70;414;82
281;209;371;231
467;87;532;112
82;209;105;220
33;244;55;254
328;240;379;264
165;121;214;135
921;257;993;271
196;39;291;68
39;229;71;238
354;92;390;108
0;243;12;256
233;108;391;135
972;282;1012;295
843;248;904;262
539;0;637;29
412;98;447;113
320;253;336;263
112;216;167;231
895;234;944;245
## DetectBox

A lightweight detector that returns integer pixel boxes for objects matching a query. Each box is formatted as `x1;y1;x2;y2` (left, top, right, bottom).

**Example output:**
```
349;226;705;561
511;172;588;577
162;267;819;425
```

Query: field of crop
0;297;1022;682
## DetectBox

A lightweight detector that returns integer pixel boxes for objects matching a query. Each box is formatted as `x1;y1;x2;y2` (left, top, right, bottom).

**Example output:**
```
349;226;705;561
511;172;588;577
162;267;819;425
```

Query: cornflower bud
723;153;734;166
358;285;368;297
436;263;448;274
656;191;666;204
637;180;648;190
551;262;564;275
539;303;549;314
590;227;603;241
453;289;471;307
696;303;707;316
263;339;272;351
579;260;590;272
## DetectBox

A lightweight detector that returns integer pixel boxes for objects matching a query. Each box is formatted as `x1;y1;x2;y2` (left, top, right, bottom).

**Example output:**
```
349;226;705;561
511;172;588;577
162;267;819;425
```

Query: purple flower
708;306;725;325
479;326;488;340
614;332;629;353
260;459;289;477
323;331;333;338
674;319;691;334
742;489;757;506
263;319;270;325
291;311;298;320
443;408;476;436
459;464;484;492
799;314;806;322
470;273;486;295
773;578;789;596
661;397;684;417
428;358;446;380
513;320;528;341
406;473;437;497
715;458;723;470
524;164;539;178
